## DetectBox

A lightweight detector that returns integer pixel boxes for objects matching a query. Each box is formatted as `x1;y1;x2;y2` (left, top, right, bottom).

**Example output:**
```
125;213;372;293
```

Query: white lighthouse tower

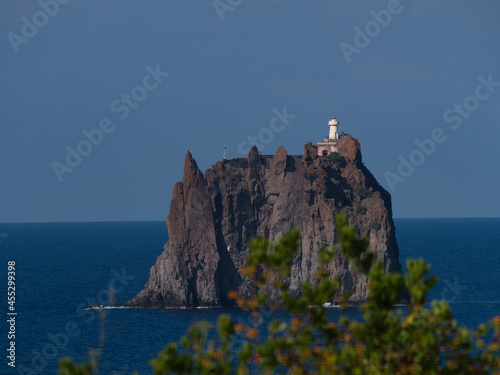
316;115;342;157
328;116;339;140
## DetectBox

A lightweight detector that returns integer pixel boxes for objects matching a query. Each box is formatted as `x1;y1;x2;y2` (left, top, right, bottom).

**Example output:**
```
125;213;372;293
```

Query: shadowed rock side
124;136;402;308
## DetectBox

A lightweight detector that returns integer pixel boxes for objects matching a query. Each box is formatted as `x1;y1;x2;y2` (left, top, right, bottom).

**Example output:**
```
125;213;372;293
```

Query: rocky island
124;119;402;308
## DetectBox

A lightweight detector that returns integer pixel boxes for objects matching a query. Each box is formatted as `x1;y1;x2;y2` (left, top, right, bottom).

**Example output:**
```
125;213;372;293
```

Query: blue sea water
0;218;499;374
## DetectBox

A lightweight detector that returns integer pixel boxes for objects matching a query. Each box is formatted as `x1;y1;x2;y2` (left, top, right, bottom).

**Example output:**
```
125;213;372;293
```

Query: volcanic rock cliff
125;135;401;308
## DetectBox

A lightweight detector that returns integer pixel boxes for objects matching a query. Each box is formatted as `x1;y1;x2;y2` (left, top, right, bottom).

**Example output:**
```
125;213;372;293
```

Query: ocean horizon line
1;216;500;225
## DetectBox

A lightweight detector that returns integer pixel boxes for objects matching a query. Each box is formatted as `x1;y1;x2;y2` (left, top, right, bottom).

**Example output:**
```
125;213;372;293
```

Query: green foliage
150;319;235;375
405;259;438;307
356;186;373;199
326;152;345;165
59;215;500;374
58;357;93;375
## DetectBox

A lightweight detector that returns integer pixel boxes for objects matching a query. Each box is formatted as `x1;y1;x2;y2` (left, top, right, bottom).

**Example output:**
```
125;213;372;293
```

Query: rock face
125;136;401;308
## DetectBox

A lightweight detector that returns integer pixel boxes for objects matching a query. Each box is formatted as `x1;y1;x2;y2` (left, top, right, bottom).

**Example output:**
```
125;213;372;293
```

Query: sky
1;0;499;222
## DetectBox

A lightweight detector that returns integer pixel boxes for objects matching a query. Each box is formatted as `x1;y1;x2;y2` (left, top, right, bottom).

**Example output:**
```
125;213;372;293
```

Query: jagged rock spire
182;150;204;187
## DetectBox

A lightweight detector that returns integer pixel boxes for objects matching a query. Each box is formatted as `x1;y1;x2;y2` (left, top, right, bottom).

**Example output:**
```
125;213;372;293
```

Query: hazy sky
1;0;499;222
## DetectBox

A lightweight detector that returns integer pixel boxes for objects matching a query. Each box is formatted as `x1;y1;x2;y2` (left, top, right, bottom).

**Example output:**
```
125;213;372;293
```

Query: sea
0;218;499;374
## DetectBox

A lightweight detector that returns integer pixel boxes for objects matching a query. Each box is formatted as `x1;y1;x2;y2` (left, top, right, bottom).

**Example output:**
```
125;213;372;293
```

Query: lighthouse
328;116;339;140
315;115;342;157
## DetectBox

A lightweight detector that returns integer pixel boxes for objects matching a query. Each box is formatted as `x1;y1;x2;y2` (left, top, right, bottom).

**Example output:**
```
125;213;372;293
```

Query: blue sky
1;0;499;222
